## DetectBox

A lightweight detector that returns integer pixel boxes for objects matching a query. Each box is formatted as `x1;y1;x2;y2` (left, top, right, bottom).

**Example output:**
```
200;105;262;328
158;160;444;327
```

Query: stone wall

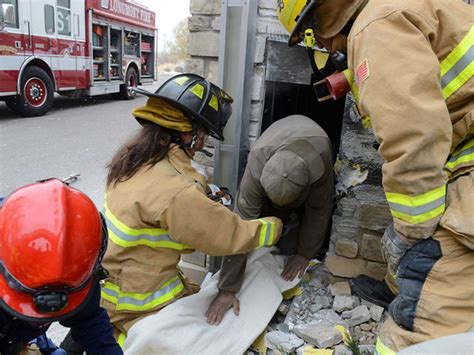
325;98;391;281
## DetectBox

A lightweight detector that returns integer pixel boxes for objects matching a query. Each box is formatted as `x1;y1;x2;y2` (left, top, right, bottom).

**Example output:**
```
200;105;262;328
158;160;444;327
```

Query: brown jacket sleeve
298;174;334;259
234;161;266;220
218;164;265;292
350;11;451;240
160;183;282;256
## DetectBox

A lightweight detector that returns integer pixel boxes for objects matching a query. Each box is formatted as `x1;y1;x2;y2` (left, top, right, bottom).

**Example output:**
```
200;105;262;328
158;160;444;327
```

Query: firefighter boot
349;275;395;308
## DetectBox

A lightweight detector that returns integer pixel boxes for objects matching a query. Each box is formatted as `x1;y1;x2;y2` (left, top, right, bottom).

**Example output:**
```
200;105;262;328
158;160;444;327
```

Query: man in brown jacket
206;115;334;325
278;0;473;352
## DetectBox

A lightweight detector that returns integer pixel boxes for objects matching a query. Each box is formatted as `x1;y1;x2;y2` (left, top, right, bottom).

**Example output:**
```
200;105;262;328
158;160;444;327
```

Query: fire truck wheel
15;66;54;117
120;67;138;100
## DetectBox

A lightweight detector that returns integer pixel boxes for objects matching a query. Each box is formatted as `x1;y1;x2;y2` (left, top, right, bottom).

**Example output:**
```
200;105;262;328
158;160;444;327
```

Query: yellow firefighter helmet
277;0;317;47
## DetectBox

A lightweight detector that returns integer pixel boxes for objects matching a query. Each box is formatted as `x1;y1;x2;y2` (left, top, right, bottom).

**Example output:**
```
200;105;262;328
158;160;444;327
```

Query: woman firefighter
99;74;283;343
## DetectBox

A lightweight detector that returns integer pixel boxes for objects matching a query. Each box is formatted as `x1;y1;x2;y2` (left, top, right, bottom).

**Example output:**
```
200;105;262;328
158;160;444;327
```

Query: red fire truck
0;0;157;117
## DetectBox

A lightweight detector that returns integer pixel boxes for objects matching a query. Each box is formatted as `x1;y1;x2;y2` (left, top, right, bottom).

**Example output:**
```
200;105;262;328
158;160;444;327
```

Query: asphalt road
0;75;171;206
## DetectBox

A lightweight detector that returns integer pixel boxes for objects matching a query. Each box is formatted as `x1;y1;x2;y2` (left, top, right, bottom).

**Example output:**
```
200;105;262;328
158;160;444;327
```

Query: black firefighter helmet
133;73;233;141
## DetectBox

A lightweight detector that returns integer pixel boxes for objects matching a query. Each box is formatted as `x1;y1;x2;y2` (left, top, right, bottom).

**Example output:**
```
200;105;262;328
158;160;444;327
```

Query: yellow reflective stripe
117;332;126;348
386;185;446;225
376;337;396;355
257;218;275;247
173;76;189;86
101;276;185;312
103;198;192;250
445;138;474;170
386;185;446;208
190;83;204;99
440;26;474;99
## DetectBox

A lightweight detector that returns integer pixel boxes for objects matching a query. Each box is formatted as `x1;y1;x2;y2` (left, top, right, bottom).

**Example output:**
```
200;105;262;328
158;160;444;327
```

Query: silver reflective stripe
441;46;474;88
104;214;173;243
388;195;446;216
447;145;474;163
101;277;182;307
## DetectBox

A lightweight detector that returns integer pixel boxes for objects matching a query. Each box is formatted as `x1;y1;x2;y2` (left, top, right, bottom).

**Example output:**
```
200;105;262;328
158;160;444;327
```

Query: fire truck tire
14;66;54;117
120;67;138;100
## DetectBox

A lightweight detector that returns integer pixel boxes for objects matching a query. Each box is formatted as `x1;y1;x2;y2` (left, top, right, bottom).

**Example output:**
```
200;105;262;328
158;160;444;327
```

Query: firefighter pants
378;172;474;352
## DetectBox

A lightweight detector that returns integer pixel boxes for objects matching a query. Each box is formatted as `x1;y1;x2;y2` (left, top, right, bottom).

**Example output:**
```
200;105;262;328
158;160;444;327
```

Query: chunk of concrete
341;305;371;327
266;331;304;354
293;324;343;348
333;295;358;313
311;309;347;327
329;282;352;296
370;304;385;322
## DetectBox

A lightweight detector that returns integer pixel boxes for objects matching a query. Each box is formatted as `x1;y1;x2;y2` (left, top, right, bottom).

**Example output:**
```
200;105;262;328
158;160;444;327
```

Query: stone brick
325;255;367;279
190;0;221;15
360;232;384;263
188;16;212;32
365;261;386;281
185;58;205;76
359;201;392;233
259;0;277;9
251;65;265;101
335;238;359;258
207;60;219;83
259;18;286;34
211;16;221;31
254;35;266;63
188;32;220;57
259;8;277;17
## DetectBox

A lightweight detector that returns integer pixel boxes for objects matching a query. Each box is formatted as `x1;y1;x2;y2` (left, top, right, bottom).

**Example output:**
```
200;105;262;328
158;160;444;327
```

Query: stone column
325;97;391;281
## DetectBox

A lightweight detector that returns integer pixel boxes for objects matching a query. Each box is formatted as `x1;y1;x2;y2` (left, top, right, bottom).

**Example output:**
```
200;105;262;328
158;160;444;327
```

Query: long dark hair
106;122;178;187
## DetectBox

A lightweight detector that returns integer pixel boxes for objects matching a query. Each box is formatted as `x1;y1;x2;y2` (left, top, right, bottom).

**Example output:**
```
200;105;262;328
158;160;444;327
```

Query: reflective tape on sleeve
440;26;474;99
117;332;126;348
386;185;446;225
103;199;192;250
257;218;276;247
101;276;185;312
445;138;474;172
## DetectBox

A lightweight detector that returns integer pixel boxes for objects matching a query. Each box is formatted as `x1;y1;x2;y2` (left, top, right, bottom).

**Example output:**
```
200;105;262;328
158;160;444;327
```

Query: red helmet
0;179;106;322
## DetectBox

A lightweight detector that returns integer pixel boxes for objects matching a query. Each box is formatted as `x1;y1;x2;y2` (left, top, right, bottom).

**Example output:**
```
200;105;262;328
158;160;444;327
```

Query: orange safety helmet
0;179;107;322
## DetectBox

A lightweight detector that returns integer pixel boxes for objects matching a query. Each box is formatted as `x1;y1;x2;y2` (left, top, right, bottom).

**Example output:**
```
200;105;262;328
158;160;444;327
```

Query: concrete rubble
248;262;387;354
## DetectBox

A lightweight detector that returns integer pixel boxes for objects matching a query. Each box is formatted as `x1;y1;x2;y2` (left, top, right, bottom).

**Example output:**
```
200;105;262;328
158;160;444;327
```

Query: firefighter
277;0;474;352
206;114;334;325
0;179;122;354
99;73;283;344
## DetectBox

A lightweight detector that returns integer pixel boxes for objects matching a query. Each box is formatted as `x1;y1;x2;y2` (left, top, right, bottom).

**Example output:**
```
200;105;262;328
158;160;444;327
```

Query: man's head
0;179;106;322
260;150;310;207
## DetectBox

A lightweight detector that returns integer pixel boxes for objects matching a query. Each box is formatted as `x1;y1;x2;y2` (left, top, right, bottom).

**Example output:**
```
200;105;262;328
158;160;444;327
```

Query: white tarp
123;247;299;355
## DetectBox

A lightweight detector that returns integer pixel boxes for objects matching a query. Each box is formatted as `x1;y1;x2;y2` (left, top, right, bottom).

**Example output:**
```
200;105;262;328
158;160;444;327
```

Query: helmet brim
288;0;317;47
133;88;224;140
0;275;95;323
